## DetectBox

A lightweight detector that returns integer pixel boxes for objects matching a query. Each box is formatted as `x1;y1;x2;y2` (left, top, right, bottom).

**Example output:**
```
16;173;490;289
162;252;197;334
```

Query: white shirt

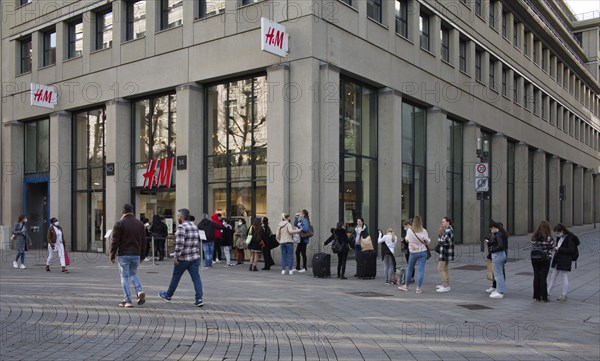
378;233;397;254
354;225;365;245
53;226;63;245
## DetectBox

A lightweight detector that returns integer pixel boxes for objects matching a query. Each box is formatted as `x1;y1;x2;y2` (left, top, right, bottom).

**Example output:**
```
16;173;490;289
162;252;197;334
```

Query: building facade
1;0;599;256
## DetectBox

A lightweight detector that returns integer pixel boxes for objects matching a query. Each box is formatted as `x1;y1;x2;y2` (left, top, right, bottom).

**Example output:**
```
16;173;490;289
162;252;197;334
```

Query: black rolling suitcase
356;250;377;279
312;253;331;278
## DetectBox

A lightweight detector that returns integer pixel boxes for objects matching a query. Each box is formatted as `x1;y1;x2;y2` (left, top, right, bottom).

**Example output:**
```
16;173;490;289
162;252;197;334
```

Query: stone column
561;161;573;226
491;134;508;225
425;108;447;231
175;83;204;218
594;173;600;224
573;166;584;225
547;156;561;226
48;111;72;249
583;169;593;224
409;0;420;43
513;143;528;235
462;123;479;244
1;121;24;232
532;150;547;225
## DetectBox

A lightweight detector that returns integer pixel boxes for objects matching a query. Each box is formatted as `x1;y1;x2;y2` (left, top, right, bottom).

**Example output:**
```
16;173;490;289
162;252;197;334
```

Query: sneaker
124;302;133;308
486;287;496;293
289;270;294;275
214;259;221;263
489;291;504;299
415;288;423;294
436;286;450;293
281;270;286;275
436;285;443;289
398;285;408;292
557;294;568;301
158;291;172;302
193;300;205;307
384;282;391;285
298;269;306;273
118;300;132;308
13;261;18;269
19;264;26;269
137;291;146;306
227;264;235;267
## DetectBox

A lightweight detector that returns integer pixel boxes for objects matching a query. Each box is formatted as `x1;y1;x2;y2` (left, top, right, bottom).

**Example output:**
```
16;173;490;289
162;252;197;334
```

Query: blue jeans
166;258;203;302
405;251;427;288
280;243;294;271
118;256;142;303
202;241;214;267
492;251;507;294
15;251;25;264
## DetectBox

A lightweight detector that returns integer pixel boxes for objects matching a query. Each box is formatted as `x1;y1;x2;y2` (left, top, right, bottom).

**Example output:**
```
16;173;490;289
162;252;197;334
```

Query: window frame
199;0;226;18
19;36;32;74
440;26;450;63
126;0;146;41
160;0;183;31
459;38;467;73
419;13;430;51
67;19;84;59
95;8;113;50
42;28;56;67
475;49;483;82
395;0;408;38
367;0;383;23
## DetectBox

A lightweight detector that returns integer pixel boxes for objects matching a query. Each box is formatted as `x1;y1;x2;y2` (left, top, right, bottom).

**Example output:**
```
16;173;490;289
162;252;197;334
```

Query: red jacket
211;213;223;239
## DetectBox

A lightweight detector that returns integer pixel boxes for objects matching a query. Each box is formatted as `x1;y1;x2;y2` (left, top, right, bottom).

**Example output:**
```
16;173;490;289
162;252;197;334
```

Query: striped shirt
175;221;201;262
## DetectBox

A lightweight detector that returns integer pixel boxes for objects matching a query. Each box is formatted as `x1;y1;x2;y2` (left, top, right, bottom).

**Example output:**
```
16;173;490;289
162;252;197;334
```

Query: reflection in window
68;20;83;58
206;75;267;221
19;36;32;74
446;119;463;243
200;0;225;18
161;0;183;30
402;102;426;222
134;93;177;164
24;119;49;174
126;0;146;41
395;0;408;38
96;9;113;50
43;29;56;66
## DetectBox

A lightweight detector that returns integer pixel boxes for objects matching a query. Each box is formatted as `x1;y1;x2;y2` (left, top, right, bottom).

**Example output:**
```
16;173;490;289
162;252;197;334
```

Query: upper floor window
523;31;529;56
475;0;482;17
200;0;225;18
241;0;260;5
514;75;520;103
160;0;183;30
502;11;508;38
419;13;430;51
440;26;450;63
502;67;508;96
42;29;56;67
339;0;352;5
96;9;113;50
19;36;32;74
18;0;31;6
489;1;496;29
25;119;50;174
126;0;146;41
475;49;482;82
367;0;383;23
68;19;83;59
513;21;520;48
489;59;496;90
395;0;408;38
574;32;582;47
459;38;467;73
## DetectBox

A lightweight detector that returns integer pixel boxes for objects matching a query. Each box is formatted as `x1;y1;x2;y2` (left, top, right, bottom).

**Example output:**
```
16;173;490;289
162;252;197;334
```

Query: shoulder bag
245;226;253;245
300;224;314;238
360;235;374;252
412;230;431;260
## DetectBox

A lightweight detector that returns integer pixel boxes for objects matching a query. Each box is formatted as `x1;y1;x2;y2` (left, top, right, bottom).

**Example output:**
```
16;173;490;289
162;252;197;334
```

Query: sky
565;0;600;16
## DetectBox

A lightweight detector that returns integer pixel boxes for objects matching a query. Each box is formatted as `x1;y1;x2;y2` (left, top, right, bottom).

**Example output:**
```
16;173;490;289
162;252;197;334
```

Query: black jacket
221;225;234;247
488;232;508;254
149;222;168;240
197;218;224;241
551;233;579;271
324;228;351;253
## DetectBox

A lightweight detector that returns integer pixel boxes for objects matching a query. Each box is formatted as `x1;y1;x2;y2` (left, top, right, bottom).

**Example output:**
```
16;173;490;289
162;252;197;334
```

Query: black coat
149;222;168;240
221;225;234;247
324;228;351;253
551;233;579;272
197;219;224;241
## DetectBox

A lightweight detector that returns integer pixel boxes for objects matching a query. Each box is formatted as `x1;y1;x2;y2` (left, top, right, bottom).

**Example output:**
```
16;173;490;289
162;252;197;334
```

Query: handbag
435;243;441;254
299;225;314;238
412;230;431;260
292;233;300;243
331;238;343;254
267;234;280;250
360;235;374;251
245;226;253;245
486;259;494;281
64;251;70;266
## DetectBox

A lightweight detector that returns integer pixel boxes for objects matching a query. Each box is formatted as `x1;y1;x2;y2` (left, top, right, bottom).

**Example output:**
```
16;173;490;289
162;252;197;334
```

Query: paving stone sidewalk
1;224;598;361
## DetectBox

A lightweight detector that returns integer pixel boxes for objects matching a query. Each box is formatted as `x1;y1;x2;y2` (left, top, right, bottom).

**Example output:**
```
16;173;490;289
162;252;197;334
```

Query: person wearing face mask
46;217;69;273
352;217;368;277
234;218;248;265
12;215;30;269
159;208;204;307
486;221;509;299
547;224;579;302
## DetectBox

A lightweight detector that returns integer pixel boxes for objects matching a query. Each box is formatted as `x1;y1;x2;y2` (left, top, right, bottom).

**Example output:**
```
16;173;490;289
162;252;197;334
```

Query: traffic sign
475;178;489;192
475;163;488;178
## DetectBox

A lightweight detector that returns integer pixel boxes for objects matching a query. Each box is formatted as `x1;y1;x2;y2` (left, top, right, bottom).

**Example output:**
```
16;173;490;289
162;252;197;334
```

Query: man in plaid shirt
159;208;204;307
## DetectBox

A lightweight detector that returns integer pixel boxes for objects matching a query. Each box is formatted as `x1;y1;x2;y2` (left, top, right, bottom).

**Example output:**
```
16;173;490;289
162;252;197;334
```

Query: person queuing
221;219;235;267
295;210;312;273
234;218;248;265
46;217;69;273
324;222;352;279
378;228;398;285
352;217;368;277
435;217;455;293
401;220;414;283
211;213;224;263
487;221;509;299
247;218;263;271
261;217;275;270
197;213;224;268
277;213;302;275
11;215;30;269
530;220;554;302
149;215;168;261
547;224;579;302
398;215;430;294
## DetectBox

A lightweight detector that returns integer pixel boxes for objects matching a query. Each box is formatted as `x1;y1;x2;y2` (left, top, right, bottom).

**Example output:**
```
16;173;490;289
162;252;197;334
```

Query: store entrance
135;190;176;234
24;181;49;249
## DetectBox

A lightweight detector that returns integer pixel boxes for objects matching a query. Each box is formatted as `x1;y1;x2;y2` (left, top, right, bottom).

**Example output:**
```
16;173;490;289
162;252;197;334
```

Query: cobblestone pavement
1;224;598;361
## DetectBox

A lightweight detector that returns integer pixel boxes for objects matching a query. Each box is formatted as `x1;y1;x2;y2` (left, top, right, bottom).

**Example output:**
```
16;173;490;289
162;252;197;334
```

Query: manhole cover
458;304;493;310
515;272;534;276
453;265;487;271
347;291;394;298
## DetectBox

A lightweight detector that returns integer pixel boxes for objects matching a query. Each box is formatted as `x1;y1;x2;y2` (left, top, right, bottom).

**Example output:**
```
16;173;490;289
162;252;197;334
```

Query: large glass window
507;141;515;235
96;9;113;50
42;29;56;67
126;0;146;41
367;0;382;23
19;36;32;74
200;0;225;18
459;38;467;73
475;0;482;17
402;102;426;223
160;0;183;30
73;108;106;252
395;0;408;38
340;79;378;236
24;119;49;174
513;21;520;49
206;76;267;222
446;119;463;243
68;19;83;59
420;13;430;51
441;26;450;63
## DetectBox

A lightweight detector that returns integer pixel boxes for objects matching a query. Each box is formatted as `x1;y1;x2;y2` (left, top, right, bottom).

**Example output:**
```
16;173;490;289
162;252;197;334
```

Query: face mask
24;219;27;223
53;222;59;226
555;232;563;238
491;228;498;234
238;221;242;225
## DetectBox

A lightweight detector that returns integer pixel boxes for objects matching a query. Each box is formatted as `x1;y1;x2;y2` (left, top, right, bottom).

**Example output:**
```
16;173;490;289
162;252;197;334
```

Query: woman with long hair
436;217;455;293
530;220;554;302
398;215;431;294
295;209;311;272
487;221;509;299
247;218;263;271
547;224;579;301
12;215;29;269
378;228;398;285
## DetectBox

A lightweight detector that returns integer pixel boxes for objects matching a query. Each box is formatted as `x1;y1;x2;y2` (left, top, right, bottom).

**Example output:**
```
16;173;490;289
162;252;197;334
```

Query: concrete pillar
547;156;561;226
573;166;584;225
513;143;528;235
594;173;600;224
491;134;507;225
105;99;131;241
145;0;156;55
82;9;92;73
425;108;447;232
583;169;593;224
409;0;420;43
450;28;459;71
431;14;441;57
532;150;547;225
462;123;479;244
175;83;204;218
111;0;123;64
561;161;573;226
48;111;72;249
1;121;24;229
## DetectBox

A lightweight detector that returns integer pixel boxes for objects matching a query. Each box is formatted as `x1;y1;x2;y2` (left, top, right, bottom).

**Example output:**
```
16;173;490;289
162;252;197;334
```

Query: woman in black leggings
295;209;311;272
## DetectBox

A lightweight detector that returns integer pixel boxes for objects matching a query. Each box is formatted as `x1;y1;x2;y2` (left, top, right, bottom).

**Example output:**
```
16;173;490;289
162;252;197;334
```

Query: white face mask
53;222;59;226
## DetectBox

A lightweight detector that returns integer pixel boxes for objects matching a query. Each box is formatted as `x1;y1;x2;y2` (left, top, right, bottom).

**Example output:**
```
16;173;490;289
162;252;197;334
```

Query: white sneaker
298;269;306;273
13;261;18;269
436;286;450;293
436;285;443;289
486;287;496;293
289;270;294;275
281;270;286;275
489;291;504;299
214;259;221;263
19;264;26;269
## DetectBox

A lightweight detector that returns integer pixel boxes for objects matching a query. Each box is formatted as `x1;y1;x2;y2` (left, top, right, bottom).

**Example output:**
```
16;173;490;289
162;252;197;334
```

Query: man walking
159;208;205;307
110;204;146;308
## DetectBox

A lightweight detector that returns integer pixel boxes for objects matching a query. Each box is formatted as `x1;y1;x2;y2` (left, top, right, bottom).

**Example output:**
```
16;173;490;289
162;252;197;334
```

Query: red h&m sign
31;83;57;109
260;18;288;58
142;157;174;189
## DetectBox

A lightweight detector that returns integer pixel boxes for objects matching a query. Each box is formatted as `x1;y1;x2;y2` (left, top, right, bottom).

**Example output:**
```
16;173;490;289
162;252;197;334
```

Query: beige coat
276;220;301;244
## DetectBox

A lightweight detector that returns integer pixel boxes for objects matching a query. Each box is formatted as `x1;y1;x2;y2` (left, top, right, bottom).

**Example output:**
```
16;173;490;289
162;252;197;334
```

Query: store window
402;102;426;223
446;119;463;243
205;76;268;223
24;119;49;174
133;93;177;227
73;108;106;252
340;78;378;235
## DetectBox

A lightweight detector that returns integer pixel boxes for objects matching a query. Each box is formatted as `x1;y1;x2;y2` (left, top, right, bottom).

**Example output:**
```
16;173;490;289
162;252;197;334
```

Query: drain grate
458;304;493;310
515;272;534;276
347;291;394;298
452;265;487;271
